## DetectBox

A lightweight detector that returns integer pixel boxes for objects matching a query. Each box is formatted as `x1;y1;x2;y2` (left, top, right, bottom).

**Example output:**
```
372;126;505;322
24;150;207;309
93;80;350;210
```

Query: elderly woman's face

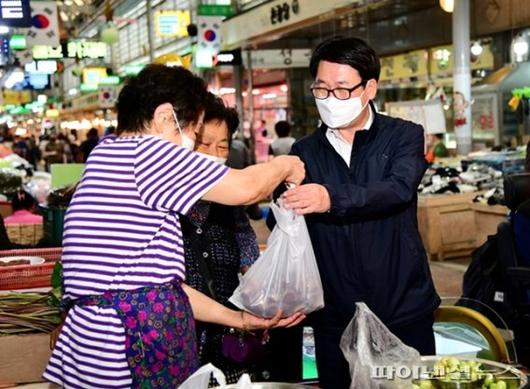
195;119;230;158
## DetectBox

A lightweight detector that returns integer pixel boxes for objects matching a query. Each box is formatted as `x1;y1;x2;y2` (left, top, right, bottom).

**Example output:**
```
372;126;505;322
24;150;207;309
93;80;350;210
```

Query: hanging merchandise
511;87;530;111
25;2;60;47
99;1;118;45
508;95;521;112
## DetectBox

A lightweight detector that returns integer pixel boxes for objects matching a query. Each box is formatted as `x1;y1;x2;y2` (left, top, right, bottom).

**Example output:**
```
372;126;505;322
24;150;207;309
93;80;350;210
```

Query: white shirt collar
325;105;374;167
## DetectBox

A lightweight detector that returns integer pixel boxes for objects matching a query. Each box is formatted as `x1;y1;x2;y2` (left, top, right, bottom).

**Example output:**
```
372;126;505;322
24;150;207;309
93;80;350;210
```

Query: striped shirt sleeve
134;136;229;214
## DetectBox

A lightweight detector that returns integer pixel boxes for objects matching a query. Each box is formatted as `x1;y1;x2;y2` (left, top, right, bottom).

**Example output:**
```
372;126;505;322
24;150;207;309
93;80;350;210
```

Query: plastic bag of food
229;200;324;317
340;303;421;389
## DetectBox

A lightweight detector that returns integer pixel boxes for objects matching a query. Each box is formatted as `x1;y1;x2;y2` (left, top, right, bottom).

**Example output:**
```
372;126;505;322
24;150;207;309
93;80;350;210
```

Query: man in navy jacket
282;36;440;388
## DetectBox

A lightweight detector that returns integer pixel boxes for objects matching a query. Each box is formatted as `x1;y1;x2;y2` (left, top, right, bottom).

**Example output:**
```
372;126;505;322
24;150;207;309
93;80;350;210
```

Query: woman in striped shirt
44;64;305;389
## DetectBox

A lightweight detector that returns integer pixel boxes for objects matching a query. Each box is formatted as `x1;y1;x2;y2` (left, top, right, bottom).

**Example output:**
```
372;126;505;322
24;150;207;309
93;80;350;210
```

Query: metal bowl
221;383;315;389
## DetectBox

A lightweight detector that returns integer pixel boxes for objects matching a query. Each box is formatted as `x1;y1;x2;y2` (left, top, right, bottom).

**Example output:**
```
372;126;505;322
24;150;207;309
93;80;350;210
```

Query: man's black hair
116;64;208;135
309;36;380;83
274;121;291;138
203;94;240;145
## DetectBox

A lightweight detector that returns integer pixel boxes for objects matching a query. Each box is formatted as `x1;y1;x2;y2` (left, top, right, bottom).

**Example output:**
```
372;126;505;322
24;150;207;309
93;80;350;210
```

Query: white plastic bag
179;365;252;389
340;303;421;389
229;200;324;317
179;363;226;389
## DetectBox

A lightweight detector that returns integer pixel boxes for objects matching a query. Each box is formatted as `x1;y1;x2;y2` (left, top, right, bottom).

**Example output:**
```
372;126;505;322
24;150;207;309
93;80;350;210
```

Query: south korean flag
26;2;60;47
197;16;223;55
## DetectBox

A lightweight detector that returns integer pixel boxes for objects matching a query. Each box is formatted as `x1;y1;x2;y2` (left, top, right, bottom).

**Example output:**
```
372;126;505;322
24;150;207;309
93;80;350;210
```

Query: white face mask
172;110;195;150
315;91;368;129
197;152;227;165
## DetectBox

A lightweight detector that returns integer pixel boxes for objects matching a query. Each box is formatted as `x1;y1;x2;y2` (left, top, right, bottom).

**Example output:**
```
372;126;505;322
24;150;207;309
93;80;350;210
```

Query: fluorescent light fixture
252;89;260;95
68;88;78;96
280;84;288;93
217;53;235;63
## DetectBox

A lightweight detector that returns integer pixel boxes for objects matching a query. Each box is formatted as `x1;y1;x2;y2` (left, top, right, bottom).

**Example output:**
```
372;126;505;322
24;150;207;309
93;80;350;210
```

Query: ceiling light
513;39;529;56
439;0;454;13
470;42;483;56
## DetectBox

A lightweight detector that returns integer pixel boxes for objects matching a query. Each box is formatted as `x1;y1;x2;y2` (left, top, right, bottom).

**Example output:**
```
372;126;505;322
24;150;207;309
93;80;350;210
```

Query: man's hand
282;184;331;215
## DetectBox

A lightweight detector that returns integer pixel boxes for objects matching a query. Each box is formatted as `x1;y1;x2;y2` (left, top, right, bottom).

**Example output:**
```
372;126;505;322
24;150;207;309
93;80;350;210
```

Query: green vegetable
0;292;61;335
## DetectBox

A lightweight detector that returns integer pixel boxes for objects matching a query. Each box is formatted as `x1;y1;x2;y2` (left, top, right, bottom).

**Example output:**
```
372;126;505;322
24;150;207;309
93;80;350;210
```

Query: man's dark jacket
291;106;440;330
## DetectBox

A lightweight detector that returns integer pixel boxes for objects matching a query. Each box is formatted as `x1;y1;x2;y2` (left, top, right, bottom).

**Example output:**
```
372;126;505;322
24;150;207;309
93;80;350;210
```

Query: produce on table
0;292;61;335
412;357;513;389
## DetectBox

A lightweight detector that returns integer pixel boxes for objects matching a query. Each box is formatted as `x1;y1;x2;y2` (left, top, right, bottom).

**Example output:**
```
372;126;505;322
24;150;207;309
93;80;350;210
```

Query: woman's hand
241;310;305;331
272;155;305;186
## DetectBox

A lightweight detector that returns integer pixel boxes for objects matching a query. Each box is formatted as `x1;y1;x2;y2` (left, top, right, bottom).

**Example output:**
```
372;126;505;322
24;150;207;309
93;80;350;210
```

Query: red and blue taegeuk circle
32;14;50;29
203;30;216;42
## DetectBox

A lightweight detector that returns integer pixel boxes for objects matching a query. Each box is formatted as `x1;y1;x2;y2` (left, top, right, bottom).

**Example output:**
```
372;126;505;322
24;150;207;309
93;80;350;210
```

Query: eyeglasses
310;81;365;100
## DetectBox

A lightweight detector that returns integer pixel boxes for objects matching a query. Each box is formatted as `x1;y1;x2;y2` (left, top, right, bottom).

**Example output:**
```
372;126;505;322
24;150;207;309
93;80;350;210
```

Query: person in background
255;119;270;163
268;121;296;159
13;135;30;162
68;129;78;145
80;127;99;162
426;133;449;163
57;133;73;163
105;125;117;137
44;133;66;171
280;36;440;388
4;190;43;224
227;132;251;170
43;64;305;389
27;135;41;169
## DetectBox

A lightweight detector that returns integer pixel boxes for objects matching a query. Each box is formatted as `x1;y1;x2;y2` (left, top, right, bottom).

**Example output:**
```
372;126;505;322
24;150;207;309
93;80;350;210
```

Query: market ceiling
245;0;446;55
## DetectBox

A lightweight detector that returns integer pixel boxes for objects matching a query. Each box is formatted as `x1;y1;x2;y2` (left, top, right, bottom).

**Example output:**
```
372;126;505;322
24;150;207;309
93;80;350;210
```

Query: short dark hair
274;121;291;137
203;94;240;143
12;190;37;212
87;128;98;138
116;64;208;135
309;36;380;82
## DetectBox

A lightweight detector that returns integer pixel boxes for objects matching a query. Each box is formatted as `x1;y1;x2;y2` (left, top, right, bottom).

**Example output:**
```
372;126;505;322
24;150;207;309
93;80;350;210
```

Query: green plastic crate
39;205;66;246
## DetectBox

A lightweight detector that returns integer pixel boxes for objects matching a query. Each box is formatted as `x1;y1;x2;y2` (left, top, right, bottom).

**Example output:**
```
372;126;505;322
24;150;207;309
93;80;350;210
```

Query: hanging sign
155;10;190;37
0;0;31;27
